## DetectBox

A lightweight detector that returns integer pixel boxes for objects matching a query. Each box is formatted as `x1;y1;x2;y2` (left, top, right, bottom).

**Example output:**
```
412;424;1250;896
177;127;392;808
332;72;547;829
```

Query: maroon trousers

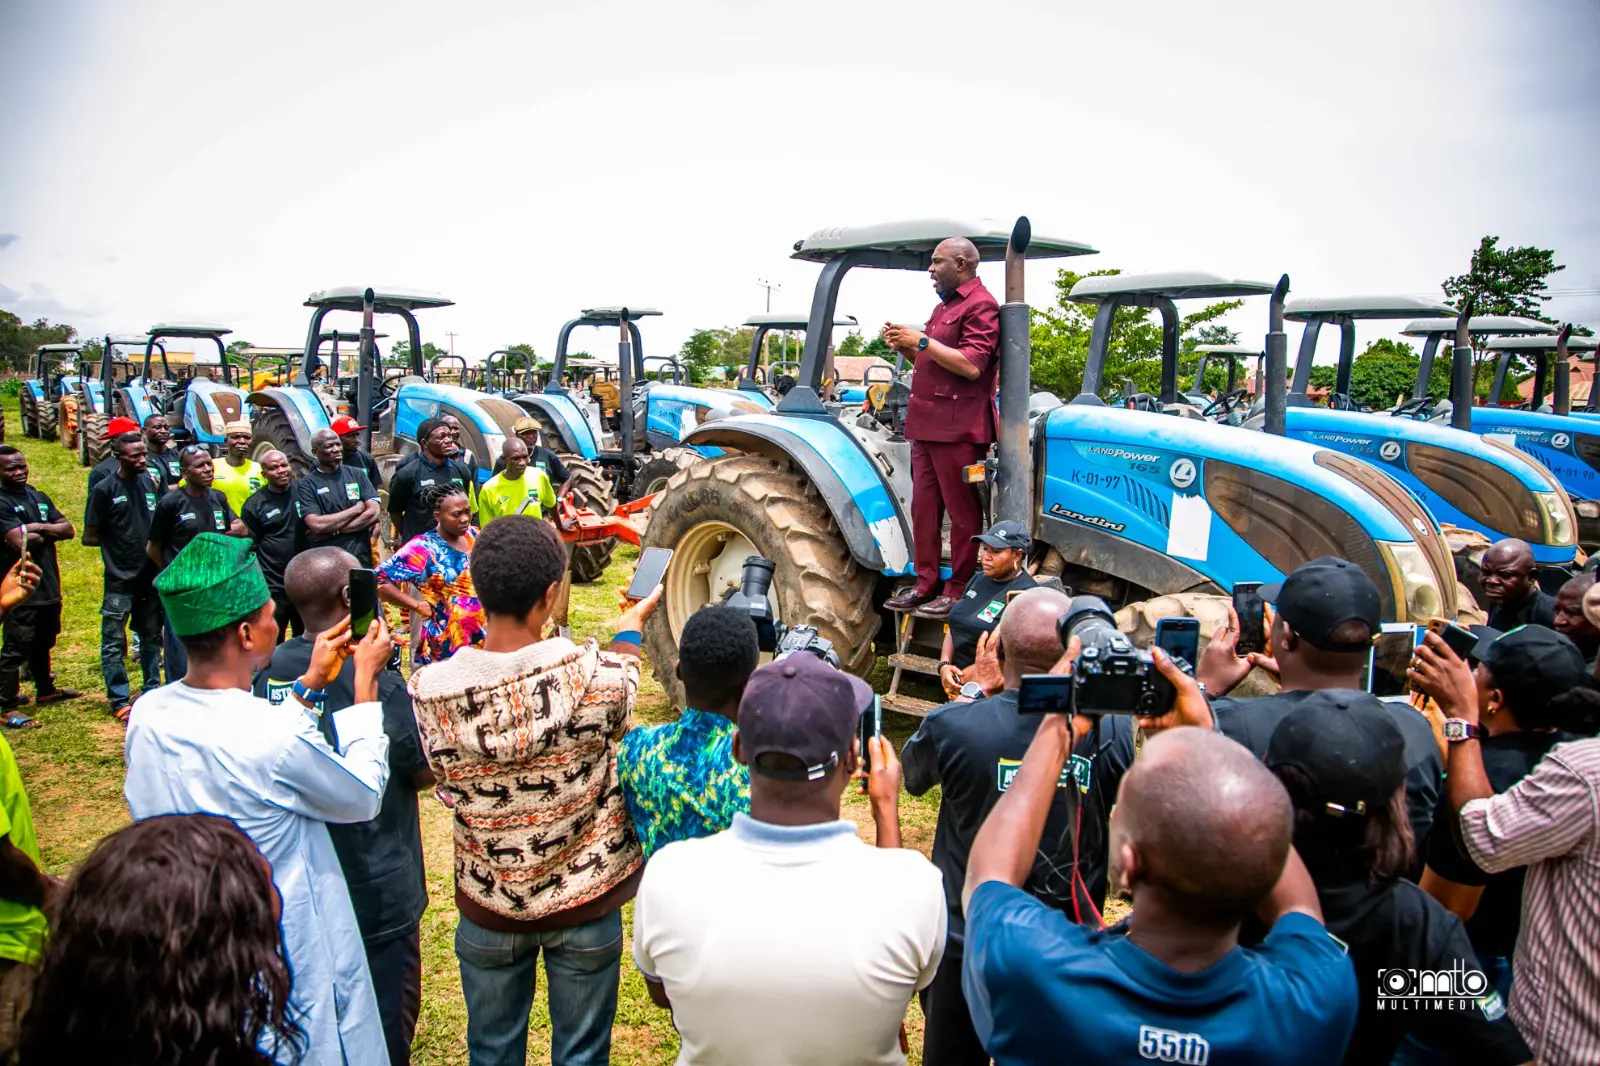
910;439;986;597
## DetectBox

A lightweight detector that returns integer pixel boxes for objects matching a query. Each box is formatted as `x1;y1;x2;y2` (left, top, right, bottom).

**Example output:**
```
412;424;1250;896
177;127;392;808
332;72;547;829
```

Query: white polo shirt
634;813;947;1066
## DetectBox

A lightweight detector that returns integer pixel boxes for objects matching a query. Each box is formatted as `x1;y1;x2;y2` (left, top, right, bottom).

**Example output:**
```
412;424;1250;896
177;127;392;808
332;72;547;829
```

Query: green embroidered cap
154;533;271;637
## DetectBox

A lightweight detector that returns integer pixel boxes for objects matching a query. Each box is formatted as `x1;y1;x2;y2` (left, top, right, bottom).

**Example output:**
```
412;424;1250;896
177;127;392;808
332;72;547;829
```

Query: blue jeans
161;621;188;683
101;584;164;708
455;909;622;1066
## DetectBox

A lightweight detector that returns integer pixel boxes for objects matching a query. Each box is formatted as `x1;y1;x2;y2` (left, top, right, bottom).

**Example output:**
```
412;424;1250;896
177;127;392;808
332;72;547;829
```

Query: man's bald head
996;587;1073;678
930;237;982;299
284;547;361;631
1110;728;1292;925
1480;538;1539;606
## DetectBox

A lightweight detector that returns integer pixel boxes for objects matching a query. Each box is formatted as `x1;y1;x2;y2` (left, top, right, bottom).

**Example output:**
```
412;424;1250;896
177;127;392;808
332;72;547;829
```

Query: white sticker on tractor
870;515;911;574
1169;458;1197;489
1487;433;1520;450
1379;441;1401;461
1166;494;1212;561
1552;432;1571;449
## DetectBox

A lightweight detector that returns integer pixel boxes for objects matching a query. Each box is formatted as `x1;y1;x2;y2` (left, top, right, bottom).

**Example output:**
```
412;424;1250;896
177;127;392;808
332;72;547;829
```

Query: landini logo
1375;963;1506;1020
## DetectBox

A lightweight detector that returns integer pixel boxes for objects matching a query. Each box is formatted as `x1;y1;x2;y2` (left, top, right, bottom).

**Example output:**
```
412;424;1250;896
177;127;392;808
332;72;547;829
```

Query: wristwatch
916;336;930;352
959;681;985;700
292;678;328;708
1443;718;1486;743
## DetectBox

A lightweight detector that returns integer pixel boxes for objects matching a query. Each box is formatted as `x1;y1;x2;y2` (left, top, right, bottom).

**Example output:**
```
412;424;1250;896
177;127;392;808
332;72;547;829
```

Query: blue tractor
1263;300;1579;571
19;343;80;440
73;336;143;467
1389;316;1600;551
1480;331;1599;417
100;334;168;429
135;324;247;454
638;221;1459;705
1183;343;1262;424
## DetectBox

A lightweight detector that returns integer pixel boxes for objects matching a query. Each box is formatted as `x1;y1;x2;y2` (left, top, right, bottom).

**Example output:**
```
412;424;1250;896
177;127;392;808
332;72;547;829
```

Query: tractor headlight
1536;491;1578;546
1378;540;1443;623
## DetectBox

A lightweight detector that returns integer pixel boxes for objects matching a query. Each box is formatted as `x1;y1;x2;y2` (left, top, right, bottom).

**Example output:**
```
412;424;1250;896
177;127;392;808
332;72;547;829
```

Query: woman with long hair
18;813;302;1065
376;483;485;665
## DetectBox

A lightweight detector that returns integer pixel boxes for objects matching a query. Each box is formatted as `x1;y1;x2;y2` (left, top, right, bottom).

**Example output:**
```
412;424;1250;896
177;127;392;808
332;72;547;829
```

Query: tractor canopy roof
147;323;232;339
1285;296;1453;321
1401;315;1554;337
743;312;858;330
1069;272;1274;304
1193;343;1263;355
791;218;1096;267
576;306;661;322
1485;334;1599;352
36;343;83;353
106;334;150;346
303;287;454;312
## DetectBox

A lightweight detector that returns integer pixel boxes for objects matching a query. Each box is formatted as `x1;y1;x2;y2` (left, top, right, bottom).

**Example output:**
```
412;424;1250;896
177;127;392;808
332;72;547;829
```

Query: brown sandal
111;705;132;724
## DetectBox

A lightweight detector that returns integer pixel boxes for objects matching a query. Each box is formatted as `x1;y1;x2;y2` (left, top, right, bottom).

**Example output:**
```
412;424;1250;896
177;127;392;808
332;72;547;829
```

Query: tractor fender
517;393;599;459
247;388;330;456
680;418;912;575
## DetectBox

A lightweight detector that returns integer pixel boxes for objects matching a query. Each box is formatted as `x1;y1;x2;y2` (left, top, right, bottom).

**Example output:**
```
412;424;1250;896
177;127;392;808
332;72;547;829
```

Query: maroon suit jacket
902;277;1001;444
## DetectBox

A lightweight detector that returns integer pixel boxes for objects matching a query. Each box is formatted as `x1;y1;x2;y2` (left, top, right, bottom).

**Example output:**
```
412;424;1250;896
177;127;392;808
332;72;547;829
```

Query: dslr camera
1054;595;1183;716
722;556;840;667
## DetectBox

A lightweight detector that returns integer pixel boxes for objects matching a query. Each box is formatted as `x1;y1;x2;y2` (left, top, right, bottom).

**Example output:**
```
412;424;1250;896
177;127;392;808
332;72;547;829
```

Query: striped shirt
1461;737;1600;1065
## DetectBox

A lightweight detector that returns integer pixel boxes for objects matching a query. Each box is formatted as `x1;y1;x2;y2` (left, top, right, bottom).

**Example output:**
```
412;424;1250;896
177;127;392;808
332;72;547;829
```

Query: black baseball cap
736;655;872;781
1265;689;1407;818
1473;624;1587;705
1260;557;1381;653
974;520;1030;551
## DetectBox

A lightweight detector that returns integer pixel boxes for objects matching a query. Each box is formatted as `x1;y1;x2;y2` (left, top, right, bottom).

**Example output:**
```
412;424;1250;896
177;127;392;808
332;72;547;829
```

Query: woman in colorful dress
376;484;485;665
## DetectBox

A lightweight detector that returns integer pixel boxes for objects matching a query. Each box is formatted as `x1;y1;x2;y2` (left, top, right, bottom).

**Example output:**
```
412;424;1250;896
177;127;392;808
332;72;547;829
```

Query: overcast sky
3;0;1597;366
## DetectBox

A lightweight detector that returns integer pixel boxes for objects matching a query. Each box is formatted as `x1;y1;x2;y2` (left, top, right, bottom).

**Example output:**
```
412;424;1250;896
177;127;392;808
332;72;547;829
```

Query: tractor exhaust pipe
617;308;636;469
1554;323;1574;416
1263;274;1289;436
995;216;1032;528
357;288;376;452
1450;299;1475;430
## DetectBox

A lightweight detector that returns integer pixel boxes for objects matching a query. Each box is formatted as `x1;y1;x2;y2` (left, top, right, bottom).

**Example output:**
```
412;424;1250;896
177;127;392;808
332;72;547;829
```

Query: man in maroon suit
882;237;1001;618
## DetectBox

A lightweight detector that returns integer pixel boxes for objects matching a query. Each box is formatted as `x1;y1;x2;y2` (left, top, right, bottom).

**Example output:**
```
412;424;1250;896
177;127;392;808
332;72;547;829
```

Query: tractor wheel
564;456;617;583
374;454;403;564
57;401;75;450
81;413;110;468
1113;592;1280;700
249;407;312;478
635;447;702;499
641;453;879;708
37;400;57;444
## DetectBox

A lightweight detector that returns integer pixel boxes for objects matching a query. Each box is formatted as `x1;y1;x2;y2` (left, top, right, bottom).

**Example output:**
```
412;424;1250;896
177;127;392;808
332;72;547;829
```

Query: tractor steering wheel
379;370;407;402
1200;388;1250;419
1390;396;1435;420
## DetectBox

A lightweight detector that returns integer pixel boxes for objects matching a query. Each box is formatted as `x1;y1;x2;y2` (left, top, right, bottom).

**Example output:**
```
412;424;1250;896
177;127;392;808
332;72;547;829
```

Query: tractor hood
1039;405;1457;622
1283;407;1576;560
1468;407;1600;505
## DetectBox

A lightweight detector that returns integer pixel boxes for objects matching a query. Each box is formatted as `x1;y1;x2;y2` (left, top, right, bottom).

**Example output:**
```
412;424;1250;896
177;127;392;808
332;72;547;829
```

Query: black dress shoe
884;587;937;612
919;595;958;619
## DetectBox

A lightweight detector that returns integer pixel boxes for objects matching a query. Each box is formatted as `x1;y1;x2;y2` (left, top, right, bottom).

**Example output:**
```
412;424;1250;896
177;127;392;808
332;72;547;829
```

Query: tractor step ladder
881;607;947;718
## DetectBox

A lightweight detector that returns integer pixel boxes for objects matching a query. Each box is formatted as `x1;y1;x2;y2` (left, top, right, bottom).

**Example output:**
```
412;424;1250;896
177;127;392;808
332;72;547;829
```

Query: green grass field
5;395;947;1065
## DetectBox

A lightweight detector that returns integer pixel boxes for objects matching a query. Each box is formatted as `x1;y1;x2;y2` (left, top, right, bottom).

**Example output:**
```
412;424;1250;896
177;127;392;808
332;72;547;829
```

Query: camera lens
1056;595;1121;655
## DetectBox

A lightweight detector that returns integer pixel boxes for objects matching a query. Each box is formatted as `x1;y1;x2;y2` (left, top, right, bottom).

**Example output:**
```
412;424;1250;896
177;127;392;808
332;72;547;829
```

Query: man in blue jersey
961;654;1360;1065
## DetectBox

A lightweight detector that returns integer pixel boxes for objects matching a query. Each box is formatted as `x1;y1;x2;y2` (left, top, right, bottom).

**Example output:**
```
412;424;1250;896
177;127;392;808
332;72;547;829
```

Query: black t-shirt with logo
945;569;1038;670
1423;729;1573;960
902;690;1085;946
148;488;236;567
253;637;429;944
346;448;384;490
240;487;301;591
386;455;471;546
0;486;66;605
1316;876;1529;1064
84;468;164;587
149;447;183;490
293;465;378;567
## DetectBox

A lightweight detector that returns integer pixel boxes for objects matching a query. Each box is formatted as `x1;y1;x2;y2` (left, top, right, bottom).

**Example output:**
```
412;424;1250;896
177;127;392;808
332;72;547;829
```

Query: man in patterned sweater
617;606;758;859
407;514;661;1066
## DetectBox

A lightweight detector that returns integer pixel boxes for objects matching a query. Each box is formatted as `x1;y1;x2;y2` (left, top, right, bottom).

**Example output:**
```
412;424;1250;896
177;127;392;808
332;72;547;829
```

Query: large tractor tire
1113;592;1279;700
80;412;110;468
57;400;76;451
18;396;33;439
641;453;879;709
635;447;701;498
564;455;617;583
249;407;312;478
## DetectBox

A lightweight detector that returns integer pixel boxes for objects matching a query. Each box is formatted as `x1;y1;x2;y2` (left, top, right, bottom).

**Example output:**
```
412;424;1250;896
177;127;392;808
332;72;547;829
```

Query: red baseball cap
330;415;366;435
101;416;141;440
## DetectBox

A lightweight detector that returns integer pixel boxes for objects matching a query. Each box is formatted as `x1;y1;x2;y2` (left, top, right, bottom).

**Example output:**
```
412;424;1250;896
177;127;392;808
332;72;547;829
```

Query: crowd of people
0;394;1598;1065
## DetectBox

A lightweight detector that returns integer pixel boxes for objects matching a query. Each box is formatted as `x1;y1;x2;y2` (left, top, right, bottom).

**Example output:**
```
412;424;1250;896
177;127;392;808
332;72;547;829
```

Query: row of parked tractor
16;218;1600;705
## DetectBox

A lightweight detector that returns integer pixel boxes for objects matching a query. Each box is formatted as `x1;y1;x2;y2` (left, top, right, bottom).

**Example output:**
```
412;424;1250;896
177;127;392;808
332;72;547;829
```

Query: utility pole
445;331;459;357
756;278;780;366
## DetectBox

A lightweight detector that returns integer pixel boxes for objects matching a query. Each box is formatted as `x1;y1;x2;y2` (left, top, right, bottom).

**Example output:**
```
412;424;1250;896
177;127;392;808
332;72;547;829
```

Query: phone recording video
1427;617;1479;661
348;568;379;641
1365;623;1422;698
1232;582;1265;655
1153;617;1200;671
856;695;882;792
626;547;673;602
